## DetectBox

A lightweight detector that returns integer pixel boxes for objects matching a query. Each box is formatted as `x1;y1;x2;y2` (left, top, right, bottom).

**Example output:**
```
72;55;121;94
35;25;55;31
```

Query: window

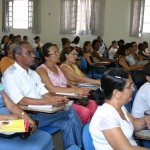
60;0;105;35
76;0;91;34
5;0;34;29
143;0;150;33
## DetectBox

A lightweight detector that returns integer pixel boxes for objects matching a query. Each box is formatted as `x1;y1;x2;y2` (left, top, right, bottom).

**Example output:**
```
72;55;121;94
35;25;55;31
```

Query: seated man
131;62;150;118
2;41;83;149
0;90;53;150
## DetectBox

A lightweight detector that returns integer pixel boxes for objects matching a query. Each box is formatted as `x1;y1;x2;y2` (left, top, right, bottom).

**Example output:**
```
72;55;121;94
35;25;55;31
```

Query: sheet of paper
56;92;78;96
135;130;150;138
78;83;99;87
28;105;53;109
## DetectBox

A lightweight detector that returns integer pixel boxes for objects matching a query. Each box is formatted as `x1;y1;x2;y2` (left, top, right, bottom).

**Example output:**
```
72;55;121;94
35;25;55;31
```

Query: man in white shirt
131;62;150;118
2;41;83;149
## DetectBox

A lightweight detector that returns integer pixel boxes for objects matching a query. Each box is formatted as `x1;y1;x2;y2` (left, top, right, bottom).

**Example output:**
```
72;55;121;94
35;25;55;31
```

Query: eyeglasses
124;83;135;91
114;76;135;91
48;51;59;56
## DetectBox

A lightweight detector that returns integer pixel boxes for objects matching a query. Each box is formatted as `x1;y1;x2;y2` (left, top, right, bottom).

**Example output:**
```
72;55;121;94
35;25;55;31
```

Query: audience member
36;43;97;124
125;45;138;66
60;46;100;87
17;35;22;41
70;36;82;56
138;43;150;60
97;36;108;56
0;35;9;54
131;62;150;118
0;90;53;150
83;41;95;66
130;42;141;62
60;37;70;52
2;41;83;149
118;39;125;48
23;36;28;42
32;36;43;50
143;41;149;53
32;36;43;59
91;39;112;62
108;40;118;60
90;68;150;150
12;36;19;44
8;34;14;42
0;42;15;75
117;44;144;71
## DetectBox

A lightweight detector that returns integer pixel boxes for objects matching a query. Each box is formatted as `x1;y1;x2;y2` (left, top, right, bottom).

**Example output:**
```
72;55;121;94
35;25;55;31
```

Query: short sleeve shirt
131;82;150;118
2;62;49;104
89;103;137;150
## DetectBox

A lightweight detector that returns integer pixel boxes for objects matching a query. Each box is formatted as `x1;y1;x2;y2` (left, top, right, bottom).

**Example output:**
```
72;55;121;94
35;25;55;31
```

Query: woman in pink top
36;43;98;124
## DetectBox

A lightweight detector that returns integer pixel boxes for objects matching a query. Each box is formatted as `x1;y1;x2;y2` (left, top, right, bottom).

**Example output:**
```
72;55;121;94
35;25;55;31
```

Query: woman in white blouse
89;68;150;150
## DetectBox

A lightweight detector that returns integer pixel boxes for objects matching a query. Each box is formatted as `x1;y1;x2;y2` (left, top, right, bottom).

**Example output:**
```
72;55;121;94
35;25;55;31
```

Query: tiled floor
53;131;64;150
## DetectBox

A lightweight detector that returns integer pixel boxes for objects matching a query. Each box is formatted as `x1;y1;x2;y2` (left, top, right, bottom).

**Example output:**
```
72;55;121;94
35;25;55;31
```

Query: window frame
143;0;150;33
4;0;34;29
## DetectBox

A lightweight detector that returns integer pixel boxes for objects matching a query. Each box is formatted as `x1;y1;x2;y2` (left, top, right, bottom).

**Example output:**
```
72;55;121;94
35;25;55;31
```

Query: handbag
70;97;89;107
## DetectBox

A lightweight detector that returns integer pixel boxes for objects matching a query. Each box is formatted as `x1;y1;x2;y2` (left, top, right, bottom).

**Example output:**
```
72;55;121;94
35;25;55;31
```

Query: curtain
60;0;105;35
32;0;41;34
60;0;77;34
90;0;105;35
129;0;145;37
76;0;91;35
2;0;11;32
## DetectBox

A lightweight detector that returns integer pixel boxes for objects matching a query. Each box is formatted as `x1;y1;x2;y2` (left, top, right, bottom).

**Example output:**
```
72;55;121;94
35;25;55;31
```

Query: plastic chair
82;122;95;150
125;83;137;113
80;57;102;79
66;145;81;150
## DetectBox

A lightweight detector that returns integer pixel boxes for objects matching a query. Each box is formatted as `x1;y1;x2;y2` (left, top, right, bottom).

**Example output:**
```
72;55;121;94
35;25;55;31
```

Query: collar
14;62;32;75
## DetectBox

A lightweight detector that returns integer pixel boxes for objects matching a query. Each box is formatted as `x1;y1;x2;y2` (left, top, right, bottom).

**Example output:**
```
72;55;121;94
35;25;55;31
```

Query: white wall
0;0;150;48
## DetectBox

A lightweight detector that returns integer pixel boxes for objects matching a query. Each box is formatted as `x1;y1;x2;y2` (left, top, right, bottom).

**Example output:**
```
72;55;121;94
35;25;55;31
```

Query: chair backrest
80;57;88;71
82;122;95;150
125;83;138;112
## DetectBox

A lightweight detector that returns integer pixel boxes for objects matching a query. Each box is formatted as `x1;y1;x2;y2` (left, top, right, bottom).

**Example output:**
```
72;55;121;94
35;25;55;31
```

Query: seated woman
138;43;150;60
89;68;150;150
83;41;108;75
0;35;9;54
83;41;95;66
60;46;100;87
91;39;113;62
0;90;53;150
130;42;141;63
125;43;148;66
59;37;70;52
36;43;98;124
117;43;144;71
0;42;15;75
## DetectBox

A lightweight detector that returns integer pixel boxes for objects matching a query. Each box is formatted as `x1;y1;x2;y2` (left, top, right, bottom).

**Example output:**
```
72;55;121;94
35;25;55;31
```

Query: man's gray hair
12;41;30;59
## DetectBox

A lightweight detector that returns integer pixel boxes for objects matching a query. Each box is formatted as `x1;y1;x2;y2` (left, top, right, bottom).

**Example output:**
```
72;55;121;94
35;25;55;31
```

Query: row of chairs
80;57;146;87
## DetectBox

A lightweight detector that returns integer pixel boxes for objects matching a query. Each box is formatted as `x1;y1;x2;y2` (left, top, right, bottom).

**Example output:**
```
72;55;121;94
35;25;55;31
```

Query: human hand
27;118;37;133
47;96;68;107
138;64;144;69
143;115;150;129
76;88;89;96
